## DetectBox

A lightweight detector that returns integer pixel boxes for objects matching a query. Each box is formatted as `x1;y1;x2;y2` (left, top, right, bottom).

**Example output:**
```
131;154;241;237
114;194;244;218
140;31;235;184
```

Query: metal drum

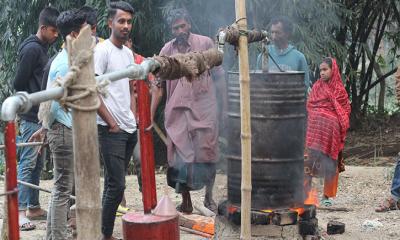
226;71;306;210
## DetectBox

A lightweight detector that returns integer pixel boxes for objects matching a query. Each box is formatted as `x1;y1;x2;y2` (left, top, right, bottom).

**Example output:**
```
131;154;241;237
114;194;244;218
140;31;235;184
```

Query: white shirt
94;39;136;133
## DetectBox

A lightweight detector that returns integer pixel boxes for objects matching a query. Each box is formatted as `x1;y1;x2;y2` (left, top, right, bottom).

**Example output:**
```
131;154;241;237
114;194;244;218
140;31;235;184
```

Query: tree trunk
377;71;385;114
68;26;102;240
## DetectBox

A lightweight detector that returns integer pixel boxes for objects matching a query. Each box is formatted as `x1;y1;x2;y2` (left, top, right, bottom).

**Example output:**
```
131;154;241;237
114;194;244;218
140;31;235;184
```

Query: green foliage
248;0;347;69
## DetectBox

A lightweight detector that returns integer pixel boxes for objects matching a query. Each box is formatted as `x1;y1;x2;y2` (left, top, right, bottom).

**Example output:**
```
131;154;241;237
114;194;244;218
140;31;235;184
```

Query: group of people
13;2;225;240
11;1;399;240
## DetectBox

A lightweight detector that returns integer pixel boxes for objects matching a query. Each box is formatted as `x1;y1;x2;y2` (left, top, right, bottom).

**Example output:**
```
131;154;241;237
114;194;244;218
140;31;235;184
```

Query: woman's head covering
307;58;351;158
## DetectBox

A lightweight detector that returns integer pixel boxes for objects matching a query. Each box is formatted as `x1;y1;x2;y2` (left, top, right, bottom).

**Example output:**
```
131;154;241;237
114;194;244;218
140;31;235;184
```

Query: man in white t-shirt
93;2;137;239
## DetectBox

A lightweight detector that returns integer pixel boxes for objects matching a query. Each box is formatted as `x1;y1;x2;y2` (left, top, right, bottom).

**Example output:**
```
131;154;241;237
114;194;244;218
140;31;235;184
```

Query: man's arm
150;83;164;124
13;47;38;91
299;54;311;93
97;97;120;133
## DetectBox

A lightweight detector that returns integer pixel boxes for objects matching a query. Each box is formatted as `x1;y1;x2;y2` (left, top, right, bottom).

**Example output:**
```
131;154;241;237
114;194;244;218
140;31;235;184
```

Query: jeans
46;122;74;240
98;125;137;237
391;156;400;201
17;119;43;210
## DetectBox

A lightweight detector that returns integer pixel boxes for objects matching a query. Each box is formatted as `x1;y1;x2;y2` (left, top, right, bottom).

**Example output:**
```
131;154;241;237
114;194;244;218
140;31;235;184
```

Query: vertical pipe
137;80;156;213
4;121;19;240
235;0;252;239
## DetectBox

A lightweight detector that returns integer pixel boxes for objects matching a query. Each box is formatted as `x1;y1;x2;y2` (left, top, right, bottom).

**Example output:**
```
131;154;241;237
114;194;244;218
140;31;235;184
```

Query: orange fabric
324;168;339;198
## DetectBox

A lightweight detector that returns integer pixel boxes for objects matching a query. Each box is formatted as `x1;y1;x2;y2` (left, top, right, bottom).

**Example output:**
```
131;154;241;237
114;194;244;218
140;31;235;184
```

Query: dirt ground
0;164;399;240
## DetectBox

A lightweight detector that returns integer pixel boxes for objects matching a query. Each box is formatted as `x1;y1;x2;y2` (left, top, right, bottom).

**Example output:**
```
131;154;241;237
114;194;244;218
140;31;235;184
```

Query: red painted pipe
4;121;20;240
137;80;157;213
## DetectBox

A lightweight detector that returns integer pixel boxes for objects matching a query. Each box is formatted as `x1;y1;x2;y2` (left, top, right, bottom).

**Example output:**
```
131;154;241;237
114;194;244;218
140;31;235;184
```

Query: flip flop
19;216;36;231
321;199;333;207
116;205;130;217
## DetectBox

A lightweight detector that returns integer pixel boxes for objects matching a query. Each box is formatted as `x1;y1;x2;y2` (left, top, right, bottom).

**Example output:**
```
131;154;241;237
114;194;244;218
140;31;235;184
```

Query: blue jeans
98;125;137;238
391;156;400;201
46;122;74;240
17;119;43;210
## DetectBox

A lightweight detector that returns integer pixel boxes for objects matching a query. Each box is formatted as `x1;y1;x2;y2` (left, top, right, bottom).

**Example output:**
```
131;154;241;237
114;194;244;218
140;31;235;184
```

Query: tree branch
361;67;398;96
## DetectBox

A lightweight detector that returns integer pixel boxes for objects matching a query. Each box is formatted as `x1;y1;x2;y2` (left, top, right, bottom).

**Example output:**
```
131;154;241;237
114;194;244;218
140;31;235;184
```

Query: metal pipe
217;30;227;53
1;60;162;122
4;121;19;240
95;60;160;83
0;175;76;200
1;93;26;122
0;142;44;150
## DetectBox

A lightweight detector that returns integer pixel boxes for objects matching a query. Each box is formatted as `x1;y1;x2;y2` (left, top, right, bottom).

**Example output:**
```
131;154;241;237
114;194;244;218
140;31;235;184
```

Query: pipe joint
1;93;25;121
217;30;227;53
15;92;32;114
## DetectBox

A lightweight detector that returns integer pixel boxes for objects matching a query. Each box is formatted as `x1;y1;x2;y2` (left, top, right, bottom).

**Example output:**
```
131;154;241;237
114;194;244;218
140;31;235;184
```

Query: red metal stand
122;78;179;240
4;121;19;240
137;80;157;212
122;213;179;240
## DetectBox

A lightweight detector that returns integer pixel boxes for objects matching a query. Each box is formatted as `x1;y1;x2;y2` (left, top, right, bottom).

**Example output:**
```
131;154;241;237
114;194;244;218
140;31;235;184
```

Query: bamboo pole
235;0;252;239
68;26;102;240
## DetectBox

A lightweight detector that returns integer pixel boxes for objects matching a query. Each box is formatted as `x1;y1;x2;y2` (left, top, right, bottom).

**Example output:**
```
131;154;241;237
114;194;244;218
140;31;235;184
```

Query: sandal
321;198;333;207
375;198;400;212
19;216;36;231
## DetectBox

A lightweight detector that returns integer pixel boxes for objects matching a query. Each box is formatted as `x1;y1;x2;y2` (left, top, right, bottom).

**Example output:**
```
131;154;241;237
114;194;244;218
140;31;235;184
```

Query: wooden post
235;0;252;240
68;26;102;240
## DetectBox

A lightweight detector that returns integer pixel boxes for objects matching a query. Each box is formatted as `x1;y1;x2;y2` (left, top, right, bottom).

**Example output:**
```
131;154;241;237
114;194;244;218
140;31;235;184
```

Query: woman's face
320;62;332;82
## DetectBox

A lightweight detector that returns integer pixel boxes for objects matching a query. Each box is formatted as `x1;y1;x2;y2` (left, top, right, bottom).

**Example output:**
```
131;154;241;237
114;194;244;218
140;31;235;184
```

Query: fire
290;207;305;215
304;188;319;207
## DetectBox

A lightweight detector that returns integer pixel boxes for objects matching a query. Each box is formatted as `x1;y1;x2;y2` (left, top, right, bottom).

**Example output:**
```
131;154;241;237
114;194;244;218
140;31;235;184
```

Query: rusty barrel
226;71;305;210
122;212;179;240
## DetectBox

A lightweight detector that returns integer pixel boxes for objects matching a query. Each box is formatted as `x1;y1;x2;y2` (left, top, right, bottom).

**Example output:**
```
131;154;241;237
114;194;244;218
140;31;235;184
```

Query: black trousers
98;125;137;237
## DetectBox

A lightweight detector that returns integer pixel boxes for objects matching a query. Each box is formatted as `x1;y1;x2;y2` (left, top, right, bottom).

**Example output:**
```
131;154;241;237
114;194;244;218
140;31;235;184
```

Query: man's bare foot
204;197;217;213
177;191;193;214
26;208;47;220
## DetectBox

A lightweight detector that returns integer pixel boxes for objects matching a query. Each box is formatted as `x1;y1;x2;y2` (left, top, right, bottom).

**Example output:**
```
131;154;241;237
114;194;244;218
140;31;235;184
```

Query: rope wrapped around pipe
153;48;223;81
221;24;268;46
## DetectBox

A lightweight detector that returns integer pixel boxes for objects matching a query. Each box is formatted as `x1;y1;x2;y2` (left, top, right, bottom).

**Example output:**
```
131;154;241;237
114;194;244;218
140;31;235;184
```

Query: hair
108;1;135;20
321;57;333;68
79;5;97;26
56;9;86;41
39;6;60;28
166;8;191;26
270;16;293;35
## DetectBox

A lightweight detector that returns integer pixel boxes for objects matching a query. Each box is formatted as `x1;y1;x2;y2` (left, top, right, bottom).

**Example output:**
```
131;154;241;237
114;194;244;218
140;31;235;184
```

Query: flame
290;207;305;215
261;209;273;213
304;188;319;207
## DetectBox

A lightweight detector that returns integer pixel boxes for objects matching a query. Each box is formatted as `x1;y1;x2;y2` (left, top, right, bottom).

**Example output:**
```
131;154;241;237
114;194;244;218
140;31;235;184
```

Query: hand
29;127;45;142
109;123;121;133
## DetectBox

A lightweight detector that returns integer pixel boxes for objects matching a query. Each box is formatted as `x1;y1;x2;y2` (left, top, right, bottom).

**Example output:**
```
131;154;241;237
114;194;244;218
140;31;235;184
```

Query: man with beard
93;2;137;239
151;8;226;214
